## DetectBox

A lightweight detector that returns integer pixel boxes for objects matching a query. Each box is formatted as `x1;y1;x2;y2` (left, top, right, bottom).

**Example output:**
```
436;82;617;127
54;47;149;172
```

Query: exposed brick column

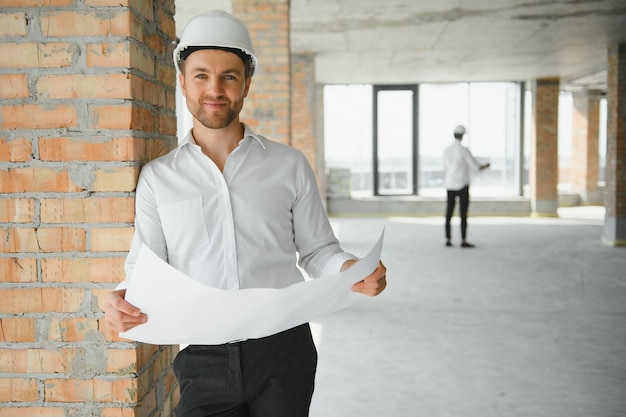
529;78;560;217
0;2;178;416
291;53;326;196
571;90;601;205
603;43;626;246
233;3;325;196
234;0;290;145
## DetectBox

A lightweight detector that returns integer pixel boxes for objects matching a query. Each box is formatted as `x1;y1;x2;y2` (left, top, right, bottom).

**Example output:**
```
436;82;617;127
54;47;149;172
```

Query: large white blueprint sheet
120;231;384;345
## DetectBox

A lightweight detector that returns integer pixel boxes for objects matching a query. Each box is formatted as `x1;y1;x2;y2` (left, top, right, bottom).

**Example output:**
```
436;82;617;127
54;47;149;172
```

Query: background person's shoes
445;241;452;247
461;242;475;248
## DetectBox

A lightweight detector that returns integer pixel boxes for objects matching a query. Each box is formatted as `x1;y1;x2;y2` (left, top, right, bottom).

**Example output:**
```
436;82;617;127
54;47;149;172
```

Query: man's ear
243;77;252;98
179;72;187;97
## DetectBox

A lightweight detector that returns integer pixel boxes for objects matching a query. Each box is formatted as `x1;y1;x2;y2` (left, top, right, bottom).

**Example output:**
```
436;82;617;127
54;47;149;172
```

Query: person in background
103;10;386;417
443;125;490;248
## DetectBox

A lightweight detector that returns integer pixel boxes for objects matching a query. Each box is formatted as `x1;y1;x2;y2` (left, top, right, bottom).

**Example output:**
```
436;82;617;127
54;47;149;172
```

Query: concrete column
234;0;290;145
571;90;602;204
603;43;626;246
0;2;178;415
529;78;560;217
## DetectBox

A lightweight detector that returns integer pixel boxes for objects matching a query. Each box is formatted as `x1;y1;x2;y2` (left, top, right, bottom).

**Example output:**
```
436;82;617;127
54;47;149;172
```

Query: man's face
179;49;252;130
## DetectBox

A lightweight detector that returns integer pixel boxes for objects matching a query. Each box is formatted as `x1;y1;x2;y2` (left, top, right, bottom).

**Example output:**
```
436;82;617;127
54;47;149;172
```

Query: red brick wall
605;43;626;219
529;78;560;215
604;42;626;245
233;1;324;195
0;1;178;416
291;54;321;177
234;0;291;145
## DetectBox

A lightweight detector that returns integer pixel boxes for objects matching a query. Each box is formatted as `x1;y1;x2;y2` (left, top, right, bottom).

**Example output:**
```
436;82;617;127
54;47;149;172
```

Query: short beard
192;96;245;130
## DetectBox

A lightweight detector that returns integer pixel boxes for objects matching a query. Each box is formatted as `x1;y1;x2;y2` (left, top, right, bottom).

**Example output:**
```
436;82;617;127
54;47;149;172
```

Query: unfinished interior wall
0;1;179;416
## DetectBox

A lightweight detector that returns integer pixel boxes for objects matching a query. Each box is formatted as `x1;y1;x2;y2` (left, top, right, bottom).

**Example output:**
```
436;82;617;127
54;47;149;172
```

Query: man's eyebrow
189;66;243;75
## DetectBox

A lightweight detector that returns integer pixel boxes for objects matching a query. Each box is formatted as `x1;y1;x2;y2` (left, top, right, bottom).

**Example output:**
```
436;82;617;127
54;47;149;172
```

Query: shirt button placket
225;217;238;290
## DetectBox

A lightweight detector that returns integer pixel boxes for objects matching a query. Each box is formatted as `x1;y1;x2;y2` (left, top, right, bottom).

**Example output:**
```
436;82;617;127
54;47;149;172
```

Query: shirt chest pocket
158;196;211;264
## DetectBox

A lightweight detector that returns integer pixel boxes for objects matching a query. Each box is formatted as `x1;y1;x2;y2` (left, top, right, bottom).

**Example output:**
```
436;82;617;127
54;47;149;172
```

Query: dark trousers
445;186;470;240
173;323;318;417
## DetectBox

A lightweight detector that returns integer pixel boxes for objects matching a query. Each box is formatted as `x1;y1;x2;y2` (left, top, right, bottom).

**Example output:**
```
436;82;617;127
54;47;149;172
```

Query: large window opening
558;91;574;193
323;85;373;198
324;82;523;198
599;97;607;185
418;82;522;197
373;85;417;196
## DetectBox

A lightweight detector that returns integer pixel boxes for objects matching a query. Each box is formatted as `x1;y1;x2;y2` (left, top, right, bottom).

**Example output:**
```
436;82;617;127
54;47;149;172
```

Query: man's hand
343;259;387;297
103;289;147;333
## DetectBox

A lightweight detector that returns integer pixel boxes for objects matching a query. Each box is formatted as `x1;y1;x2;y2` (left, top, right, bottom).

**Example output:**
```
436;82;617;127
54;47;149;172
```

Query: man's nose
205;77;224;96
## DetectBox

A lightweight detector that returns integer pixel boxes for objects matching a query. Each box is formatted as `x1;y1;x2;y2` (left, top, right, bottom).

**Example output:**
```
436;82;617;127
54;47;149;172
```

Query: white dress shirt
120;124;355;291
442;140;482;191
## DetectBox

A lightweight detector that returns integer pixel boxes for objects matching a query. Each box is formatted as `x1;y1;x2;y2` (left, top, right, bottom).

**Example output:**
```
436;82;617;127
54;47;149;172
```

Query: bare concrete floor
309;207;626;417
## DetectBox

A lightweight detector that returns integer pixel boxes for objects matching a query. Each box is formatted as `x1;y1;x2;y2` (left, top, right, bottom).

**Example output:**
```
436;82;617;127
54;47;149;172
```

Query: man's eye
195;74;207;79
224;75;236;81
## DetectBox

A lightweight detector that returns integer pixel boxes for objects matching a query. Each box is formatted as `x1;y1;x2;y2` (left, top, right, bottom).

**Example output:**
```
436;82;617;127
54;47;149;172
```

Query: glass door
373;85;417;196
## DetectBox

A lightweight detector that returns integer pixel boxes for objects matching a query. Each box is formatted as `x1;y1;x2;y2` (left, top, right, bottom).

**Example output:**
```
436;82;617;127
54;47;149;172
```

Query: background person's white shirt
118;124;354;291
442;140;482;191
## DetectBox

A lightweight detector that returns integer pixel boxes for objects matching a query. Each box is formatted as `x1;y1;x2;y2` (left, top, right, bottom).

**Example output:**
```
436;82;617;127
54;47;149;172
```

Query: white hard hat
173;10;257;75
454;125;466;135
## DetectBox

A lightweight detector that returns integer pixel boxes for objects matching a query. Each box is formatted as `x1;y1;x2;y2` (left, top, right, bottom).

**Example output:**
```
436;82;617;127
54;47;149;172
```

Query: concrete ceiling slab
174;0;626;90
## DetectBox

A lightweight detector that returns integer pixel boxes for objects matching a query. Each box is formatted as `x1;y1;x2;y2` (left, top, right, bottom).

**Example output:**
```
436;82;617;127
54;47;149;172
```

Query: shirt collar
174;123;266;158
242;123;266;149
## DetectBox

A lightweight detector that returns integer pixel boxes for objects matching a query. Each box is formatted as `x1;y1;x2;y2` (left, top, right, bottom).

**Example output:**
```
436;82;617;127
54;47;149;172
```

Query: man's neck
191;121;245;171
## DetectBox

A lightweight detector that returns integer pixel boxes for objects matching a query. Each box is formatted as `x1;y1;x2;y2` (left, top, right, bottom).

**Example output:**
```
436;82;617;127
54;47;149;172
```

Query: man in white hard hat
103;10;387;417
443;125;490;248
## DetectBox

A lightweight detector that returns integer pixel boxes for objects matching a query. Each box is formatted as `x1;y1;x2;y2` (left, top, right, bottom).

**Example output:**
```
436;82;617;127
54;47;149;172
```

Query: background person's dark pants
173;323;318;417
445;186;470;241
